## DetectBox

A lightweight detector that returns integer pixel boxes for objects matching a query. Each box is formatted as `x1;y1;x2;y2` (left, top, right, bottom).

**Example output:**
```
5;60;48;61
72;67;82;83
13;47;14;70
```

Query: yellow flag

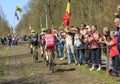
66;0;70;14
16;6;22;12
10;27;13;34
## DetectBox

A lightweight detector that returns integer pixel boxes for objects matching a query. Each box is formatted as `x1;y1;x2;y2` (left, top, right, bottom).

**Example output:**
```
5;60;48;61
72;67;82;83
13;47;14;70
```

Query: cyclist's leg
32;45;35;56
45;50;49;61
35;45;38;60
30;43;33;54
52;50;55;59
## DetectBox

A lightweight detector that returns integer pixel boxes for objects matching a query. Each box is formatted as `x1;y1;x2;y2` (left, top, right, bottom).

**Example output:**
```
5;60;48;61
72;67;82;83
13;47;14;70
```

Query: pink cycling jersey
42;34;56;50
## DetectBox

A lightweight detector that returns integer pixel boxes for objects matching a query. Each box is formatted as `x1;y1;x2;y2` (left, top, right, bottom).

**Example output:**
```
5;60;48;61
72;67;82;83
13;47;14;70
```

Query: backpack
30;34;38;45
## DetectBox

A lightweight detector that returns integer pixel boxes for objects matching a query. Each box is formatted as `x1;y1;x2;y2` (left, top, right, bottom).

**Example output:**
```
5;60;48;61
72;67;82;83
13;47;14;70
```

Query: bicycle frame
48;50;54;73
32;45;38;63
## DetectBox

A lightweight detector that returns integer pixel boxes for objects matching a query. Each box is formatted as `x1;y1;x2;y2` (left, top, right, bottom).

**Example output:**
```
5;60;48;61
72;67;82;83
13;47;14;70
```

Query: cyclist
42;29;57;64
29;30;39;60
39;28;46;57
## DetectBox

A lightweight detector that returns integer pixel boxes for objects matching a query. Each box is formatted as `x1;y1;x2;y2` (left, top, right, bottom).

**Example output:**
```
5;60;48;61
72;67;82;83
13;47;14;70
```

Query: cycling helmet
31;30;35;33
41;28;46;34
41;28;46;32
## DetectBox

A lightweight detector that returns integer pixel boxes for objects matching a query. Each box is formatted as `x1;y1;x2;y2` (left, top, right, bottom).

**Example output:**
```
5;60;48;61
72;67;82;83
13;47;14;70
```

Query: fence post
106;45;109;75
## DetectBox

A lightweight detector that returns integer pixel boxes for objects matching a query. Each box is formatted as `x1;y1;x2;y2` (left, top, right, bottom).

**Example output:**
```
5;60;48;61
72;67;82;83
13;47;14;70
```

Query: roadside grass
74;64;119;84
0;47;9;79
59;58;119;84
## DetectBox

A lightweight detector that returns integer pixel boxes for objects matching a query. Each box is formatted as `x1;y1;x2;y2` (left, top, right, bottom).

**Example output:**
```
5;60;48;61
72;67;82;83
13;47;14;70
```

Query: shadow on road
57;62;68;65
56;68;76;73
0;74;44;84
9;53;32;59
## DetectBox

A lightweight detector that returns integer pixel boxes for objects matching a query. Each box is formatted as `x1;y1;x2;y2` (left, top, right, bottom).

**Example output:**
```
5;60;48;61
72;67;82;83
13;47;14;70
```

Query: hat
70;26;76;31
86;25;90;29
103;27;109;32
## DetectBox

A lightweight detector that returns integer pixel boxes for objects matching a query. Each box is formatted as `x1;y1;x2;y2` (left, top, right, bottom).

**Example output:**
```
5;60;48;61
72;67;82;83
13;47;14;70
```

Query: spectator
84;25;91;66
65;29;76;64
99;27;110;54
74;27;83;66
84;28;101;71
59;31;65;60
115;5;120;19
53;29;60;58
114;18;120;52
103;31;120;76
23;35;28;41
7;34;12;46
80;23;87;36
14;35;19;45
1;36;6;45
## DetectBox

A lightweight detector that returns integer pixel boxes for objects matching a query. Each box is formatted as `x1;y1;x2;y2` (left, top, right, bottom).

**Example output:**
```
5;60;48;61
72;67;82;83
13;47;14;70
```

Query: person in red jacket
104;31;120;76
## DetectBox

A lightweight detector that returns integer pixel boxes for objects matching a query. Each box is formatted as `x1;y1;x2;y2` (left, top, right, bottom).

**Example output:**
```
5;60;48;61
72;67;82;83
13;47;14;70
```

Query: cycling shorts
45;42;55;50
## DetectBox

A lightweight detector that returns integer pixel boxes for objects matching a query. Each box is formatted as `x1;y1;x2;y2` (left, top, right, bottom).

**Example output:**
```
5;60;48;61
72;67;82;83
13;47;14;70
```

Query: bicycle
47;49;55;73
32;45;38;63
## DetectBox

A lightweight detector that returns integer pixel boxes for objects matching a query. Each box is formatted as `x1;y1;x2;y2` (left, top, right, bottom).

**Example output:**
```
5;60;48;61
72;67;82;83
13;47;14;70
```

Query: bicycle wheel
50;59;54;73
32;46;38;63
35;50;38;62
49;56;54;73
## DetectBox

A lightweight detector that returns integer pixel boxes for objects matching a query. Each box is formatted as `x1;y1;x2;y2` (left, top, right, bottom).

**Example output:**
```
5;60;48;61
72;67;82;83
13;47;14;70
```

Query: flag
29;24;32;33
10;26;13;34
16;6;22;12
15;11;19;20
63;0;70;29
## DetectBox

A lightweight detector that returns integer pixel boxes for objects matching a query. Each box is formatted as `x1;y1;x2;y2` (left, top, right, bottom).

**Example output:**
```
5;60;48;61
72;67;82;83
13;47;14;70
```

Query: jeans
85;49;91;65
8;40;12;46
59;42;64;58
66;45;76;62
111;55;120;75
74;46;81;64
55;43;59;57
91;48;101;64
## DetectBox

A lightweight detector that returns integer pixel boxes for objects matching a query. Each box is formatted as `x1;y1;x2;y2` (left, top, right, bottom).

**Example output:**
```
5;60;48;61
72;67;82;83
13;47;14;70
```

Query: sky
0;0;30;30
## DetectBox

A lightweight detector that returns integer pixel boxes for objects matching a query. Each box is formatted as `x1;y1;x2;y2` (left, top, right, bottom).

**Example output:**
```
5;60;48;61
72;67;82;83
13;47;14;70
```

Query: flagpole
45;8;48;29
40;15;42;29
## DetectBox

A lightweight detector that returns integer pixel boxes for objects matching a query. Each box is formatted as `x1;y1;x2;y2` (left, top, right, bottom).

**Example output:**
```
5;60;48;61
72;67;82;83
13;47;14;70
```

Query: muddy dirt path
0;43;108;84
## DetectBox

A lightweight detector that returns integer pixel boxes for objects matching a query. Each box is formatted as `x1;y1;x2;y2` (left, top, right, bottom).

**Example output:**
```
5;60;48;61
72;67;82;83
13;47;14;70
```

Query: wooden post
106;45;109;75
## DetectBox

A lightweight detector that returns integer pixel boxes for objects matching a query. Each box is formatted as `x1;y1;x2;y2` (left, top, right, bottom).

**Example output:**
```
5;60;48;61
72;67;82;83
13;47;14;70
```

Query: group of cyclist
29;28;57;64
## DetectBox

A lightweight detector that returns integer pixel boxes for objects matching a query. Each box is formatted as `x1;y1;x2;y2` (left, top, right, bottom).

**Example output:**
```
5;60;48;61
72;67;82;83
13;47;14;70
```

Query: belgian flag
63;0;70;29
